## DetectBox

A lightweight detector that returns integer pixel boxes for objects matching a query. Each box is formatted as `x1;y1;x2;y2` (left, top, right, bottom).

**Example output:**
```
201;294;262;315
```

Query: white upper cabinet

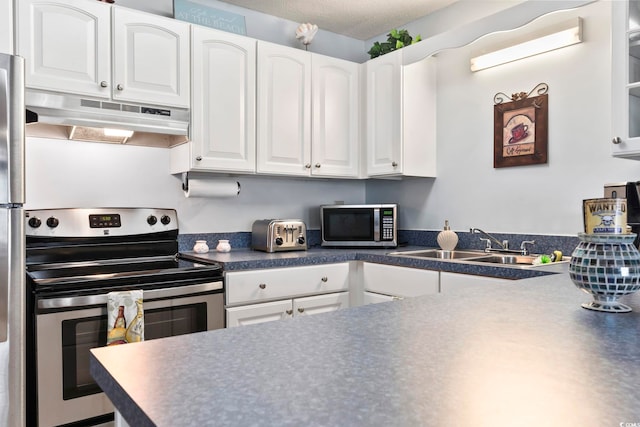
0;0;13;54
112;7;189;107
17;0;189;108
366;50;402;176
612;0;640;159
257;41;360;177
311;53;360;177
186;26;256;172
365;49;436;177
257;41;312;176
17;0;111;98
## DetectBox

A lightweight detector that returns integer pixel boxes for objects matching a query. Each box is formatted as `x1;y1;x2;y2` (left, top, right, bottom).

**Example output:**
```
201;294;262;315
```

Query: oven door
35;281;224;427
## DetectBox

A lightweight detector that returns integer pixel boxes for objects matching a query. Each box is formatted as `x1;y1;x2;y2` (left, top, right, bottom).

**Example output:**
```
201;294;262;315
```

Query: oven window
62;303;208;400
324;209;374;241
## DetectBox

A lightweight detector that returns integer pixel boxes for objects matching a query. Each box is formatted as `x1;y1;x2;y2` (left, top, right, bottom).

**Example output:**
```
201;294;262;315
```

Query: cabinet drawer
363;262;439;297
226;263;349;305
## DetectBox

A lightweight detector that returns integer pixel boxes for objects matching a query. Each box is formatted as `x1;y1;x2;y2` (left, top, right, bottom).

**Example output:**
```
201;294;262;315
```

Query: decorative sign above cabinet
174;0;246;35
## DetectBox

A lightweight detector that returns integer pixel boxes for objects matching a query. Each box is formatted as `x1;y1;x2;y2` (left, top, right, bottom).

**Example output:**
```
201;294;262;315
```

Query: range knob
297;236;306;245
28;217;42;228
46;217;59;228
147;215;158;225
275;237;284;246
160;215;171;225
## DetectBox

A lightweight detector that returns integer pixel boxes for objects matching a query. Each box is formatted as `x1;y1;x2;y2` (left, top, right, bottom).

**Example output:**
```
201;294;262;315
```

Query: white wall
24;138;365;233
367;1;640;236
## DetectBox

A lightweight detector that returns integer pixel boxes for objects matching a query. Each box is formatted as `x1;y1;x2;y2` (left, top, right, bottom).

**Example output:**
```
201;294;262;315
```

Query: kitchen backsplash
179;230;581;257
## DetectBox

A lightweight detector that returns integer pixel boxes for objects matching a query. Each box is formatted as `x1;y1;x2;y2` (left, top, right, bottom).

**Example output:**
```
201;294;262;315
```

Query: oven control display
89;214;122;228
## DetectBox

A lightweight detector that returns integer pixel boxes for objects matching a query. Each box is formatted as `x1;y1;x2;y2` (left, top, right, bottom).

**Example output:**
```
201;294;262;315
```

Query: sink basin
388;249;486;260
471;254;538;265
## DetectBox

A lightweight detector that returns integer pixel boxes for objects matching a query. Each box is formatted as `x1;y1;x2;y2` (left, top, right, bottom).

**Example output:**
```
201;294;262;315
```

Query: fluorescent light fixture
470;17;583;72
103;128;134;138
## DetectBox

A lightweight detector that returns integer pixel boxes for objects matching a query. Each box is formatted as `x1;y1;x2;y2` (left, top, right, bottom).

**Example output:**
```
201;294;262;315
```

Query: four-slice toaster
251;219;308;252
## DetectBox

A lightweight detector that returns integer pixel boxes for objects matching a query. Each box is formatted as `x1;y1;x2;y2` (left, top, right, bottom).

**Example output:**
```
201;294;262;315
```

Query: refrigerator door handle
0;53;26;206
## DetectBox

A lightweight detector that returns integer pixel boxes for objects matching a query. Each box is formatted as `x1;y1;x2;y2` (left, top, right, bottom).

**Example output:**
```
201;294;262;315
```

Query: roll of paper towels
184;178;240;198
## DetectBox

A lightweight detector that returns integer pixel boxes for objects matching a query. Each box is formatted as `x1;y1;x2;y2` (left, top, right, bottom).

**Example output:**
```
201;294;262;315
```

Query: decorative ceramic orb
568;233;640;313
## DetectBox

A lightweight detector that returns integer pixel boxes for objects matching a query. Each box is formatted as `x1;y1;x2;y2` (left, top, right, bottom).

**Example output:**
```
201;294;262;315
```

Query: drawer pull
258;283;266;289
321;276;328;282
297;307;305;313
286;309;293;315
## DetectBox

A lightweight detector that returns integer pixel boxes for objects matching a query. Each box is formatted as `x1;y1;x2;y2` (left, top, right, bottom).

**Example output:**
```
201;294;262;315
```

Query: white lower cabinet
225;263;350;327
227;292;349;327
439;272;510;293
362;262;439;304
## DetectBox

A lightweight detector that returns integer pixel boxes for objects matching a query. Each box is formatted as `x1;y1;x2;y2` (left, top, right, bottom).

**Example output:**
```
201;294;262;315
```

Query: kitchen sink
388;249;571;268
388;249;486;260
471;254;538;265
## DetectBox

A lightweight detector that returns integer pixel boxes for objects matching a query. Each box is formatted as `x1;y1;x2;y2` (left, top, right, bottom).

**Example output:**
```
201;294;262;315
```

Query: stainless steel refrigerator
0;52;26;426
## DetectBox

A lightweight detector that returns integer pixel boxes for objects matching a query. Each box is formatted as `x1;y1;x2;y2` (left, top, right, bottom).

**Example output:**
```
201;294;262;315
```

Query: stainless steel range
25;208;225;427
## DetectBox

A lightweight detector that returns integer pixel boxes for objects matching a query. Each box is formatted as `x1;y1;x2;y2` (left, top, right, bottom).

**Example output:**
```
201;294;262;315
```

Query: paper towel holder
181;172;241;195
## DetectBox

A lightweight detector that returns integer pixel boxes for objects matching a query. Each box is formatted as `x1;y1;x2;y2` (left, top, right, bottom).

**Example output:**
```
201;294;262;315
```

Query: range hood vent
25;89;190;147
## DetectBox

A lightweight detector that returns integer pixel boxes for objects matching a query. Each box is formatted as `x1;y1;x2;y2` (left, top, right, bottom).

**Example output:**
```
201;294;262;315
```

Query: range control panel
25;208;178;237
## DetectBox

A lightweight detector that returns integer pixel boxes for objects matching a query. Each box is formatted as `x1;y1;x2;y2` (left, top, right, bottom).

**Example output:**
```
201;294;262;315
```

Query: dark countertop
90;272;640;427
180;246;566;279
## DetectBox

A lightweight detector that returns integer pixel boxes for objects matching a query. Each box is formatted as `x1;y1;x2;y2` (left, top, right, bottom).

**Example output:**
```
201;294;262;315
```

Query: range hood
25;89;190;147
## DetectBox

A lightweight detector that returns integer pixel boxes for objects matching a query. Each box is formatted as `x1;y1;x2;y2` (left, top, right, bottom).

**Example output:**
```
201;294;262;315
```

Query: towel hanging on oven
107;290;144;346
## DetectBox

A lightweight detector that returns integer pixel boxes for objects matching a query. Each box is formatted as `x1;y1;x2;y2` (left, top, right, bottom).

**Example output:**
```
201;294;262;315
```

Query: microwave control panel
381;209;395;240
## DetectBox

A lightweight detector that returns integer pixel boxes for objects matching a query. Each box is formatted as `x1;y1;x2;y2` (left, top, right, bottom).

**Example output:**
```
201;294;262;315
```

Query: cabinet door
311;54;360;177
257;41;311;175
363;262;439;298
612;0;640;158
17;0;111;97
365;49;402;176
293;292;349;317
0;0;13;54
226;300;292;327
112;7;190;107
191;26;256;172
439;272;510;293
363;291;397;305
225;263;350;306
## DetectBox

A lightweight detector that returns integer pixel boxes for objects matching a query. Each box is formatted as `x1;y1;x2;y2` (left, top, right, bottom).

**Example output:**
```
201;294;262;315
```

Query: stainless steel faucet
470;228;536;255
470;228;509;251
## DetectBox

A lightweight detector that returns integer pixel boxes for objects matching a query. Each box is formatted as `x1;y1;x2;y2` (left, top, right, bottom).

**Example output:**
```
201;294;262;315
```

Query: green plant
367;29;422;59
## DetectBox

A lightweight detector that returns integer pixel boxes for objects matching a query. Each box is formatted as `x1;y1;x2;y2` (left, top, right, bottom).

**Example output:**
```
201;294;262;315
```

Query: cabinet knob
305;163;311;169
258;283;266;289
612;137;622;145
286;309;293;315
297;307;305;313
195;156;202;161
321;276;328;282
391;161;398;167
100;81;108;88
116;84;124;91
315;163;321;168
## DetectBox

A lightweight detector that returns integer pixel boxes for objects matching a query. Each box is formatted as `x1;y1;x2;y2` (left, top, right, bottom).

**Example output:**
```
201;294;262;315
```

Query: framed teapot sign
493;83;548;168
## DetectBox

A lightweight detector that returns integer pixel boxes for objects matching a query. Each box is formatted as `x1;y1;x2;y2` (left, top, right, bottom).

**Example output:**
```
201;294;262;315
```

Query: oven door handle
37;281;223;310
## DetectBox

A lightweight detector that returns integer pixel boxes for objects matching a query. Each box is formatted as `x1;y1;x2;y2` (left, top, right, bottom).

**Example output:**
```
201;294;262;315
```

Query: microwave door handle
37;281;223;310
373;210;380;241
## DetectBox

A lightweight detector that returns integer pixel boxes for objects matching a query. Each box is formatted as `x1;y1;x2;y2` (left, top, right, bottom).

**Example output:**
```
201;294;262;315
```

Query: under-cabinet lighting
103;128;134;138
470;17;583;72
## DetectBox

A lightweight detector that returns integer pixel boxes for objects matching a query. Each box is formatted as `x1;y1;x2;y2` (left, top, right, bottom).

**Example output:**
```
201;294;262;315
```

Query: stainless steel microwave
320;204;398;248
